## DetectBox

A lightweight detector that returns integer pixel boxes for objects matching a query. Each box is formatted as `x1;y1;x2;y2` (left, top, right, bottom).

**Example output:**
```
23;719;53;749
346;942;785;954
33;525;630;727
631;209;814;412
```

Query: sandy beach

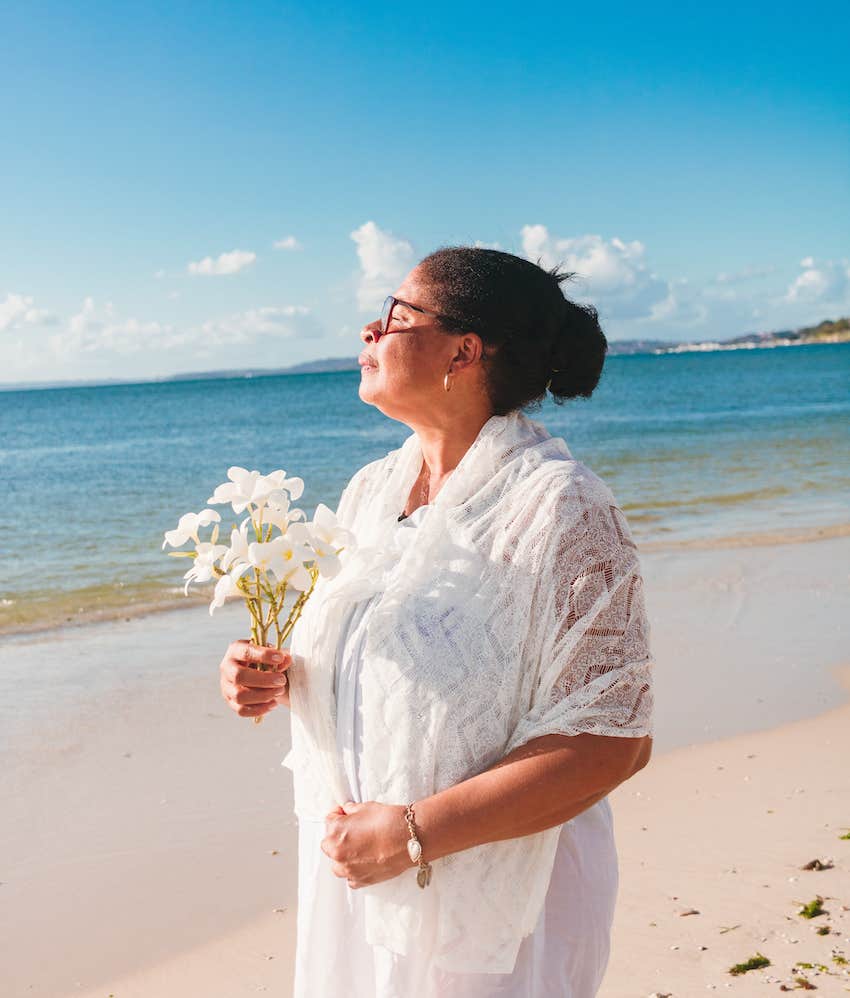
2;534;848;997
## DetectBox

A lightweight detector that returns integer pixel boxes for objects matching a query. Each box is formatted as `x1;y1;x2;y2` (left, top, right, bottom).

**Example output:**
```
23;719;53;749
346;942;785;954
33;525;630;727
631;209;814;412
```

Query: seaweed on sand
798;897;827;919
729;952;771;975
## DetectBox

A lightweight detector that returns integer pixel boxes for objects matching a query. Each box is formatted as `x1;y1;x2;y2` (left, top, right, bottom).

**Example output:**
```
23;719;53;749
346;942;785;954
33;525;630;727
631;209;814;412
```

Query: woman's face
358;265;469;422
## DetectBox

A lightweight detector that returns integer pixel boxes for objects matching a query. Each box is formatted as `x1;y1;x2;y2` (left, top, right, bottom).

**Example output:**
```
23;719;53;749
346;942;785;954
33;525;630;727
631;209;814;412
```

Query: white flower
247;536;313;591
207;466;304;514
163;467;357;631
209;570;249;615
220;519;252;573
263;468;305;502
304;503;356;579
285;521;311;545
182;541;229;595
263;494;306;533
162;509;221;549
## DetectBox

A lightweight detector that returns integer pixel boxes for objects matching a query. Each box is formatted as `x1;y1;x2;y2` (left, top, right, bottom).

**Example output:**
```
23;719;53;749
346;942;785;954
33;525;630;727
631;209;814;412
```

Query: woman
219;247;654;998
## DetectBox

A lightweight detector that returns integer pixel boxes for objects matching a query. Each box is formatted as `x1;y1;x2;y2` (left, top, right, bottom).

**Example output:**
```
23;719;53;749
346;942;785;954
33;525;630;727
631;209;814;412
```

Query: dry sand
602;668;850;996
2;535;848;997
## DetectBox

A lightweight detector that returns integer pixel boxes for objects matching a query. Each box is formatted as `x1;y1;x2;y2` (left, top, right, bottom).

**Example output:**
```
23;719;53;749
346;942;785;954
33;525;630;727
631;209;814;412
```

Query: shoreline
4;532;849;756
3;517;849;642
2;529;849;996
638;519;850;552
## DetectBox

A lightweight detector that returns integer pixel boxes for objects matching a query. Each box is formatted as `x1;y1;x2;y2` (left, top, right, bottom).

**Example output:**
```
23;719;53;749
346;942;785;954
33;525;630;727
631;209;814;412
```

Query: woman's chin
359;379;407;420
358;374;381;403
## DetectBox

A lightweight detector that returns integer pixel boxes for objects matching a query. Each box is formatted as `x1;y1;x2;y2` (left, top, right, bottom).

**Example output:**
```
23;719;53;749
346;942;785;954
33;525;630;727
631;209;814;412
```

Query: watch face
407;838;422;863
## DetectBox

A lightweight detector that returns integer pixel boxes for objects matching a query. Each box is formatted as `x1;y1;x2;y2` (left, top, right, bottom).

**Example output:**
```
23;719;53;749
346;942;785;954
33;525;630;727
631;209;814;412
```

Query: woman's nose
360;320;380;344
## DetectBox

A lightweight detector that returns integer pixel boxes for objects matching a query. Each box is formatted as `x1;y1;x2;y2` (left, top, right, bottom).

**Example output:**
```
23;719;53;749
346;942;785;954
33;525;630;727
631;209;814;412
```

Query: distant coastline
651;315;850;355
2;316;847;393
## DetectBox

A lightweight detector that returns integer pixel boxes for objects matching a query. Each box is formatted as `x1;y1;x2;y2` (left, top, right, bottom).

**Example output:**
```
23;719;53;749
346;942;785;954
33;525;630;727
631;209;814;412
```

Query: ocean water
1;343;848;635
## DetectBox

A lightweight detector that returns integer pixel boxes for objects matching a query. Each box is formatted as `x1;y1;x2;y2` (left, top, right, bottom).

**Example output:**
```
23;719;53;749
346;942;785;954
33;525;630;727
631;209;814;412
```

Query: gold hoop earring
443;371;452;393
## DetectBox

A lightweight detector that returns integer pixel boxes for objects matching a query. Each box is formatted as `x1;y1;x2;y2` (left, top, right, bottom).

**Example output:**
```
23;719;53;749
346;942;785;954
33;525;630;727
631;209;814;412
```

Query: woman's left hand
321;800;411;889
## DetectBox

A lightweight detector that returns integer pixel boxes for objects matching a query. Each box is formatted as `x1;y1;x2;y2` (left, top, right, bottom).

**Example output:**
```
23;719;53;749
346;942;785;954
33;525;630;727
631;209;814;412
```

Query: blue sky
1;0;848;383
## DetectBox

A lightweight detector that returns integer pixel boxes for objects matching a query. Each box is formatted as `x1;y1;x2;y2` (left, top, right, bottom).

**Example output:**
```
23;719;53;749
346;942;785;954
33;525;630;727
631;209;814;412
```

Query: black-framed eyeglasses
374;295;464;342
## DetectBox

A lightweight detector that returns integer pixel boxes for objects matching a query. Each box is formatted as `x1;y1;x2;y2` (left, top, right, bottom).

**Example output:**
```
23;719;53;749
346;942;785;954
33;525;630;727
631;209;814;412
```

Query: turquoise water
1;343;848;634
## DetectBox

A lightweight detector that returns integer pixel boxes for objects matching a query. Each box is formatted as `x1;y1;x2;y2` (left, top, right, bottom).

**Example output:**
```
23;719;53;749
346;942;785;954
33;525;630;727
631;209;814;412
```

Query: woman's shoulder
521;452;619;512
511;454;639;562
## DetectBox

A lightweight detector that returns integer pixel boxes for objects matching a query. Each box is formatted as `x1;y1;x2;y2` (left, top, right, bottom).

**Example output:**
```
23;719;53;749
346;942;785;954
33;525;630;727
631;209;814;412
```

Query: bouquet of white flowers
162;466;354;724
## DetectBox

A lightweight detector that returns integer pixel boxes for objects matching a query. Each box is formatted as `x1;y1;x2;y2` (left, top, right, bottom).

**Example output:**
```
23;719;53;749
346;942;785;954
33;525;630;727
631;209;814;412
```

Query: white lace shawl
283;409;654;974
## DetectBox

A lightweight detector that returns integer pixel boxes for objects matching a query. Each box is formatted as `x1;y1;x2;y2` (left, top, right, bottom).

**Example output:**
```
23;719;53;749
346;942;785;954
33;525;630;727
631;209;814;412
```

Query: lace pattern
284;409;654;973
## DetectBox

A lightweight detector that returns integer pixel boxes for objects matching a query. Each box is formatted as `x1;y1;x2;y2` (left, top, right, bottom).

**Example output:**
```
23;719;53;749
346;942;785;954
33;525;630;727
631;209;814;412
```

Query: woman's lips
358;354;378;371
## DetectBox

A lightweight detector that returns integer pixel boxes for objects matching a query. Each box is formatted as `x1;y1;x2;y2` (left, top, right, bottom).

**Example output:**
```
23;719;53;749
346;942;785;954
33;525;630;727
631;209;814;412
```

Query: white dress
293;505;620;998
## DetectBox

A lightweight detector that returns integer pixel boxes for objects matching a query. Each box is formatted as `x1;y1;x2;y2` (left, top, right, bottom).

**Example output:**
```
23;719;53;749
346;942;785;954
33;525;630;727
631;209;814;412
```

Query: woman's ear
453;332;484;369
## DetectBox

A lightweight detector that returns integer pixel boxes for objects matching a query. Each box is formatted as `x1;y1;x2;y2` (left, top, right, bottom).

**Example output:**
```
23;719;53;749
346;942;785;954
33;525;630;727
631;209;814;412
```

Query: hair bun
548;301;607;400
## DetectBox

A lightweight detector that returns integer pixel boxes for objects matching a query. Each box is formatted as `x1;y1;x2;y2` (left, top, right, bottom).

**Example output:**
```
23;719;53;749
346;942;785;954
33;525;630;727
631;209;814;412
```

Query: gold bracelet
404;802;433;888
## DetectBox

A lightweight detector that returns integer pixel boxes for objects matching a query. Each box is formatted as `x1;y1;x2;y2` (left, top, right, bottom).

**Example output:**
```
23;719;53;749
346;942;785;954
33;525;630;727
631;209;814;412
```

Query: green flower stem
278;567;319;645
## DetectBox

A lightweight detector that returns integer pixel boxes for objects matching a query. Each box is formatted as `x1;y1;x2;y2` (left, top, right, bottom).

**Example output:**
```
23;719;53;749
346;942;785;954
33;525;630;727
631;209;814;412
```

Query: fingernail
271;650;285;662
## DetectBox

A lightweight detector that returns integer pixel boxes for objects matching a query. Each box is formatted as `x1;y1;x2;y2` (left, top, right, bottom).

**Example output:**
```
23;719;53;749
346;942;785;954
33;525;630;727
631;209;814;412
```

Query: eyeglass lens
379;296;394;338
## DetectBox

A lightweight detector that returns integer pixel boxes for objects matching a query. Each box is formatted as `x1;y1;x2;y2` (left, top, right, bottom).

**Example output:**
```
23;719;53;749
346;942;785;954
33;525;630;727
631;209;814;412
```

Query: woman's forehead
393;265;437;308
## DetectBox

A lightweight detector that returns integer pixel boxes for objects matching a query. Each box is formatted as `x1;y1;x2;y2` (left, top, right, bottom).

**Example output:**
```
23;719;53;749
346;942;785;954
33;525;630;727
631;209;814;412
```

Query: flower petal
315;551;342;579
284;476;304;501
210;573;238;615
286;563;313;591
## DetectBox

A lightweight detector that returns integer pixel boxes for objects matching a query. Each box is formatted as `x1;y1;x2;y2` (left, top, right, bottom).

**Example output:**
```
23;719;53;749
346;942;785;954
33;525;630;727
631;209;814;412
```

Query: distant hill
157;355;360;380
651;316;850;354
2;318;847;391
607;339;676;355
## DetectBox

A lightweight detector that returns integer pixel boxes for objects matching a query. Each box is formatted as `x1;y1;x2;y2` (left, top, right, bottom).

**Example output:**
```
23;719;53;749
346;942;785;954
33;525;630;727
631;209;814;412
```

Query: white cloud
784;257;850;304
47;298;318;363
187;249;257;276
654;265;775;328
472;240;503;250
644;254;850;338
714;265;776;285
645;289;709;326
520;225;670;320
68;296;106;339
199;305;318;343
350;221;415;312
0;293;53;332
53;297;178;356
273;235;302;251
153;269;166;279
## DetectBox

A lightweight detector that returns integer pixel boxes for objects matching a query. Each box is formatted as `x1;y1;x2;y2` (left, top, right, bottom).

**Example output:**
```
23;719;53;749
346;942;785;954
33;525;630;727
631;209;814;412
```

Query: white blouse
284;410;653;975
292;505;620;998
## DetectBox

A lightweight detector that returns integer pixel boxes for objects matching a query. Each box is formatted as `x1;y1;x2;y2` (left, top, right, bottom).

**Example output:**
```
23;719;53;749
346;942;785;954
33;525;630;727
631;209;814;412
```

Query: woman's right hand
219;639;292;718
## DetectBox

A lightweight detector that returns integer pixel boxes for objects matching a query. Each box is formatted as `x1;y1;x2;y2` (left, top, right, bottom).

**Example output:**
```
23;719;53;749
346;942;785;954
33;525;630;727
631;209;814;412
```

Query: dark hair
417;246;607;416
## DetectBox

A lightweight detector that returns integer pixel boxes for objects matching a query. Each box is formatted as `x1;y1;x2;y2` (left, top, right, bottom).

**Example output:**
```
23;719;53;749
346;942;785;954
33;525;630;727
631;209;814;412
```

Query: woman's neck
400;402;494;517
410;408;493;482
